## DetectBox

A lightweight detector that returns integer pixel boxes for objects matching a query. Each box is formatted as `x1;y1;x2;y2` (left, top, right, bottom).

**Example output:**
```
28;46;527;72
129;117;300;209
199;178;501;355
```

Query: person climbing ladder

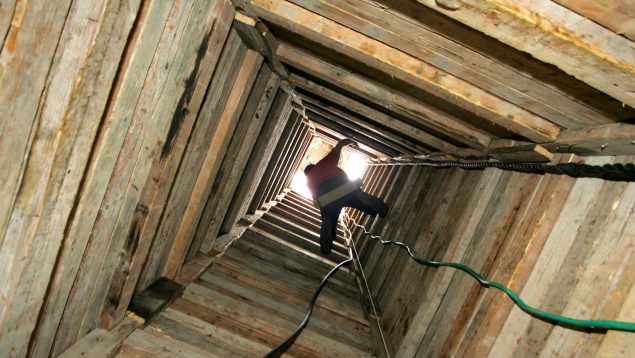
304;138;388;254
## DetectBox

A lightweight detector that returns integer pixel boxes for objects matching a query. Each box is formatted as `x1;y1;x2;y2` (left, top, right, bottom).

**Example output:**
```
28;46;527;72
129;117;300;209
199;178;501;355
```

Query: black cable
368;160;635;182
264;256;353;358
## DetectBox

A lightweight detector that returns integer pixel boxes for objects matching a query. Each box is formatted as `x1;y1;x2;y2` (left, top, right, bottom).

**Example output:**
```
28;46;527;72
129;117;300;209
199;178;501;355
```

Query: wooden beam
247;112;301;214
58;317;140;358
162;50;263;279
303;100;419;154
0;1;140;356
136;29;247;296
50;2;224;354
220;89;294;234
300;92;448;155
553;1;635;41
277;43;489;150
100;0;236;331
312;124;385;158
233;11;289;78
411;0;635;108
285;0;616;128
248;0;561;142
543;123;635;156
487;140;554;163
304;105;411;156
196;66;281;254
290;74;484;151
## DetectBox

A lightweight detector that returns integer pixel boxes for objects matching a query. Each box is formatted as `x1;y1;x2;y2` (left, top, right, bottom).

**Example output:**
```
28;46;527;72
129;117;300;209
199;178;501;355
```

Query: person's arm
317;138;358;167
328;138;357;159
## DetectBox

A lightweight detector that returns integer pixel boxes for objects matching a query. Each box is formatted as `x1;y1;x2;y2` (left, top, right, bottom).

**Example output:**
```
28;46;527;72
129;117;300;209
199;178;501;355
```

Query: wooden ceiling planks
239;0;635;159
410;0;635;108
250;0;562;143
278;43;490;150
285;0;612;129
553;0;635;41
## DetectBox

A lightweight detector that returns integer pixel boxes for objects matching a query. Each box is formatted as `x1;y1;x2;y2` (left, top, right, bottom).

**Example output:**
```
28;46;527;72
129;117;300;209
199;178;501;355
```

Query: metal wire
343;214;391;358
346;218;635;333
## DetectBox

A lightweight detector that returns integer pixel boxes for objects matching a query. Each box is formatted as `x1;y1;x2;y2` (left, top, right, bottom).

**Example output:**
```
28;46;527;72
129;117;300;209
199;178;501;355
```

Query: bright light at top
344;152;368;180
291;170;313;199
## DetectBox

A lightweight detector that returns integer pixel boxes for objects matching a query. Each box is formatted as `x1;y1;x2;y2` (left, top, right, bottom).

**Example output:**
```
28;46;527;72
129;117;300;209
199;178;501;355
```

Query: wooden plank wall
354;155;635;357
0;0;297;356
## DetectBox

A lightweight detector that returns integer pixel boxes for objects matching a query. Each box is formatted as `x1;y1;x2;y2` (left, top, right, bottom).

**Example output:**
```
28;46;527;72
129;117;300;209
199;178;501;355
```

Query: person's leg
347;190;389;217
319;205;342;254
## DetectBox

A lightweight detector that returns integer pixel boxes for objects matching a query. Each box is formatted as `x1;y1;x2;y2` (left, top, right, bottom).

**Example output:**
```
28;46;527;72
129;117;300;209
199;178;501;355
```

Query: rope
343;216;391;357
368;159;635;182
346;218;635;333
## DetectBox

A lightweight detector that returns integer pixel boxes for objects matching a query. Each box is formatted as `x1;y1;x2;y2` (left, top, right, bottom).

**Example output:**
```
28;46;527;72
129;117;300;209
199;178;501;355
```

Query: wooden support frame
99;0;236;331
412;0;635;108
301;96;431;155
283;0;618;128
488;140;554;163
136;29;249;294
220;89;294;233
161;50;264;280
543;123;635;156
306;110;402;156
194;65;281;255
278;43;490;150
262;116;303;204
264;122;308;203
1;1;141;355
248;111;302;214
233;11;289;78
248;0;561;142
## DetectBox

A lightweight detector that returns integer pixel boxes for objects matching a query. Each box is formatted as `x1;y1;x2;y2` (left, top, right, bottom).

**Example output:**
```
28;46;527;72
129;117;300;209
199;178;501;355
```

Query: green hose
354;226;635;332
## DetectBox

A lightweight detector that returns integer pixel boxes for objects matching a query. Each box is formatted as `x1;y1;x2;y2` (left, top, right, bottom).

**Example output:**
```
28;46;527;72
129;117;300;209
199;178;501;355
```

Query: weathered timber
280;43;489;150
196;65;281;254
250;0;562;142
247;111;301;213
49;1;172;338
291;72;489;151
118;328;212;358
162;50;264;278
0;0;73;240
307;109;404;156
543;123;635;156
58;317;140;358
287;0;616;128
51;2;218;353
411;0;635;108
136;29;246;293
101;0;236;330
553;0;635;41
0;0;16;50
301;97;430;155
263;120;306;204
488;139;554;162
233;11;289;77
1;1;140;356
220;89;294;232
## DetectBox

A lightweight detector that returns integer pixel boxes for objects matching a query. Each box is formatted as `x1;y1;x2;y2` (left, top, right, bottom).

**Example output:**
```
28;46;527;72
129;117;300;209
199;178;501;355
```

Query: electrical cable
368;159;635;182
346;217;635;333
264;251;353;357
